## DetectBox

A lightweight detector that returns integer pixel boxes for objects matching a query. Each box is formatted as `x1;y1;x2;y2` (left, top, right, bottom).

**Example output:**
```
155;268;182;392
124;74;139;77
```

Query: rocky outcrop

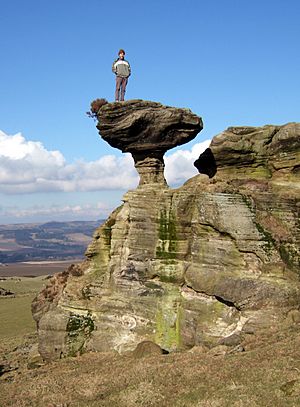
97;100;203;185
195;123;299;188
32;101;300;361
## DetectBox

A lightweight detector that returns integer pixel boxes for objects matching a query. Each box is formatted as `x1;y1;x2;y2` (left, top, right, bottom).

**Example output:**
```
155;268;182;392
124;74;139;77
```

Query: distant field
0;239;25;251
0;220;102;263
0;260;80;277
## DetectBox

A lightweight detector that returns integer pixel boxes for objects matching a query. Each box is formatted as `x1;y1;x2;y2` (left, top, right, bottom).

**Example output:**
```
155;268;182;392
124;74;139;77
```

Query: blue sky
0;0;299;223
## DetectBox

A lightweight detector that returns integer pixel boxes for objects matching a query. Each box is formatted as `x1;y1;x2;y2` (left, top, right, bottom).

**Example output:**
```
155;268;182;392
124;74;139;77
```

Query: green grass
0;276;47;349
0;295;37;339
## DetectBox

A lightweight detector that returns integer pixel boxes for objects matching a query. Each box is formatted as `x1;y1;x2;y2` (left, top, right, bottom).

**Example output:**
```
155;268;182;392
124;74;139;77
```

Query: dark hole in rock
194;148;217;178
215;295;240;310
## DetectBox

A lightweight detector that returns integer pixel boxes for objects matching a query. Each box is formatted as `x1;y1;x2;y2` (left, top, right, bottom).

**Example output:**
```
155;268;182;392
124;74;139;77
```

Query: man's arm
112;59;118;74
127;61;131;77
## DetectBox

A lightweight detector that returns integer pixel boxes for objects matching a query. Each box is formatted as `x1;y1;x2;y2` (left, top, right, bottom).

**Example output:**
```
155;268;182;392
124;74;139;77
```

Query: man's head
118;49;125;59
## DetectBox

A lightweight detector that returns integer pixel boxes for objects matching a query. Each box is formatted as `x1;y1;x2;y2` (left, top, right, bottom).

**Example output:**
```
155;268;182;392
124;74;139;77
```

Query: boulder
131;341;167;358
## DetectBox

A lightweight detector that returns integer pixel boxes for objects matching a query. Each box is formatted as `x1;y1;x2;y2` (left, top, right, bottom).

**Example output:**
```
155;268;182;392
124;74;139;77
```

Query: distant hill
0;220;103;263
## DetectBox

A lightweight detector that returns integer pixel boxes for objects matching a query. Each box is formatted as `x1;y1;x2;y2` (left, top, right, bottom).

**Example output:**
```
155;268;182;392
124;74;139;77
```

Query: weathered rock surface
194;123;300;273
97;100;203;185
32;102;300;361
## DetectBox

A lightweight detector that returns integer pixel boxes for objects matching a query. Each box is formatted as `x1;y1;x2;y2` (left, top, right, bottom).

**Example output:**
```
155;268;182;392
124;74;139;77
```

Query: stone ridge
32;121;300;361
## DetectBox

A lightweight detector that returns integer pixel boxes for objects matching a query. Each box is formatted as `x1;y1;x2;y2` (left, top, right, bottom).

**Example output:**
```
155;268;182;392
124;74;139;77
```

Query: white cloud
165;139;211;185
0;130;211;194
0;131;65;163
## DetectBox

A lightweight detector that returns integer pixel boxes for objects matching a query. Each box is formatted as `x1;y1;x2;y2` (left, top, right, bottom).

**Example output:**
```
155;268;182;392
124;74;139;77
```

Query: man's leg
120;78;128;101
115;77;122;101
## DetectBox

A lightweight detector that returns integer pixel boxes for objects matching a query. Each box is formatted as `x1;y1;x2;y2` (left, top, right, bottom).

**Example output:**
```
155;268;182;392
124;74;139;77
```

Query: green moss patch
66;312;95;356
154;288;182;351
156;209;178;259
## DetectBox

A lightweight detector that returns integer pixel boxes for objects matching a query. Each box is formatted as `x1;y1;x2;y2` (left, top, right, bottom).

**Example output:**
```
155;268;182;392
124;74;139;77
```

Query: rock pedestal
132;152;166;186
96;100;203;186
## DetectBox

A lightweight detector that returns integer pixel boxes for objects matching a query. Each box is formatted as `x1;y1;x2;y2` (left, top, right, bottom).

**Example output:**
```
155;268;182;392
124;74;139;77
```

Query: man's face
119;52;125;59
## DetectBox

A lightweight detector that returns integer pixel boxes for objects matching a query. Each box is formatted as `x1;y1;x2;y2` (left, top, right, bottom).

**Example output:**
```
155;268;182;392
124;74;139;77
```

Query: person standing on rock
112;49;131;102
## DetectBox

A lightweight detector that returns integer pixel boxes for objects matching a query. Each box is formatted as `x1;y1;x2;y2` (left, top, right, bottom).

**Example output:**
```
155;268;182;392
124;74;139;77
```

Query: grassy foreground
1;326;300;407
1;277;300;406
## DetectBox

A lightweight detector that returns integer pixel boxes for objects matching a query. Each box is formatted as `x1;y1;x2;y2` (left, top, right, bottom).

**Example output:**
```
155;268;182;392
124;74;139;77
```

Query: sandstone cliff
32;101;300;361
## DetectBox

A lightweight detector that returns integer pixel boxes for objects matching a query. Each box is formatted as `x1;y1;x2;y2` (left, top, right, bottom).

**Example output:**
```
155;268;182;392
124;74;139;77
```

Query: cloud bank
0;130;138;193
0;130;211;194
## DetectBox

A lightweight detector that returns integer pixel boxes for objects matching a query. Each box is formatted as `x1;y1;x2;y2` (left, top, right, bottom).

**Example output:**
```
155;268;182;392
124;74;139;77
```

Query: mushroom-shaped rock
96;100;203;186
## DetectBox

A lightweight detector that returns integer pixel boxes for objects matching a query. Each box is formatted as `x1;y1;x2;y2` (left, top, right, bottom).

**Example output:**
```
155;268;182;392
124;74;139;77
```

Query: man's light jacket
112;58;131;78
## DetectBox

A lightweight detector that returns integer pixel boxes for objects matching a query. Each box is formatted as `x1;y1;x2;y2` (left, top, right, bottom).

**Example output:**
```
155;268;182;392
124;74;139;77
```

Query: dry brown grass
1;324;300;407
90;98;108;113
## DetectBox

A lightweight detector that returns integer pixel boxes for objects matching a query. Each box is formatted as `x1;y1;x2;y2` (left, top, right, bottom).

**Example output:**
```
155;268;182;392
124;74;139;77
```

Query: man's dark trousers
115;77;128;101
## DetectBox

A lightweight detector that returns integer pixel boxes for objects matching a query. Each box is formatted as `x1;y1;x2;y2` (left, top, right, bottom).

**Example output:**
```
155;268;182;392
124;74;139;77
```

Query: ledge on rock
96;100;203;186
194;123;300;192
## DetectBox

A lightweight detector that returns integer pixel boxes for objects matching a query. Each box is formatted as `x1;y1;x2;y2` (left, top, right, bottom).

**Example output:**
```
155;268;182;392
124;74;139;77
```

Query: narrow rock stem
132;152;167;186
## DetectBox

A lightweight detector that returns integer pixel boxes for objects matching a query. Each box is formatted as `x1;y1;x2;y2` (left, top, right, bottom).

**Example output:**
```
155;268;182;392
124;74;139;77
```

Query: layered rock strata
32;103;300;361
194;123;300;272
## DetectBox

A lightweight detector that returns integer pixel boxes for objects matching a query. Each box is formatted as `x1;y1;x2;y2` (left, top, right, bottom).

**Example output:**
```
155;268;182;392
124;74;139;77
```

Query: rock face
32;102;300;361
194;123;300;273
97;100;203;185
